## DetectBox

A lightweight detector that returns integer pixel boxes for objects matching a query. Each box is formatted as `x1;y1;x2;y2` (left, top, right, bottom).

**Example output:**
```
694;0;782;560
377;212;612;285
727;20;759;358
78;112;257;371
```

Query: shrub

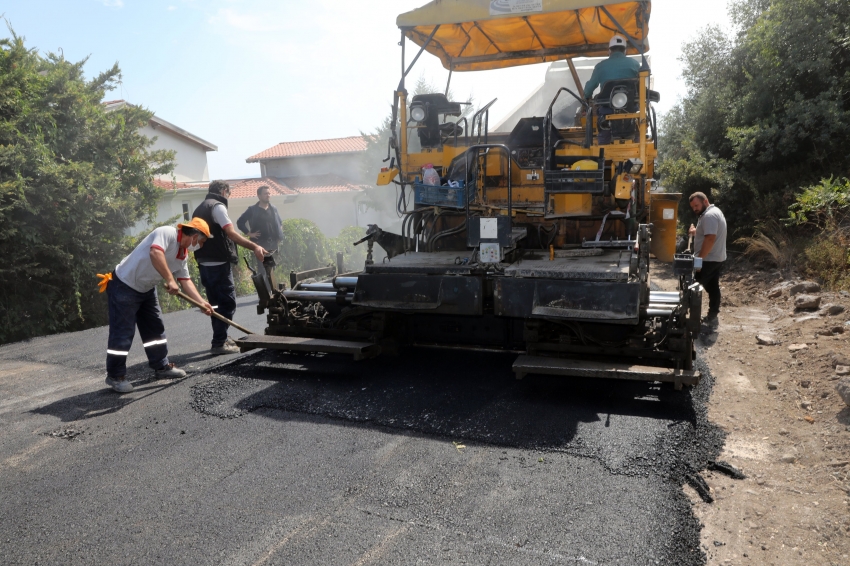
801;234;850;290
734;221;796;270
787;177;850;229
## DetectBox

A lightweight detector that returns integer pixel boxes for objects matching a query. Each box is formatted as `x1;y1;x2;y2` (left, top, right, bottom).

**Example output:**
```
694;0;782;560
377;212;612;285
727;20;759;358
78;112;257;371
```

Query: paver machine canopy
397;0;650;72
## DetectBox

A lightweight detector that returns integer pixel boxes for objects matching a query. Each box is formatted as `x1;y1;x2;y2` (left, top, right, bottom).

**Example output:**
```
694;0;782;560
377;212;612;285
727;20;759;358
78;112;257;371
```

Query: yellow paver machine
240;0;704;389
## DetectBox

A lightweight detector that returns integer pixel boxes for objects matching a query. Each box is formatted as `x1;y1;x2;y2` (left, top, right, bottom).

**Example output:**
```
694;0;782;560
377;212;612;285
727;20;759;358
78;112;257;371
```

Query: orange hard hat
178;217;212;238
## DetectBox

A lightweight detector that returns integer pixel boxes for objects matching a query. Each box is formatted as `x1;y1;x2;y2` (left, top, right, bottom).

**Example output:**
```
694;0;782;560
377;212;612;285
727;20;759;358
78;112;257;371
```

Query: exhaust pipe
333;276;359;289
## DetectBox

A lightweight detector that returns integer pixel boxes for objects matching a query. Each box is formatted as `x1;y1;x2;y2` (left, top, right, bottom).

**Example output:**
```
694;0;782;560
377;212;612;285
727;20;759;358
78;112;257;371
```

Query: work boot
702;313;719;328
154;363;187;379
105;376;134;394
210;342;241;355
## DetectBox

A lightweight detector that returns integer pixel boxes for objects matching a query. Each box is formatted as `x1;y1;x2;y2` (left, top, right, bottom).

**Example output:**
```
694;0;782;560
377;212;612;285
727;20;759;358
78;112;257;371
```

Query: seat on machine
593;79;660;142
410;93;463;148
506;117;562;169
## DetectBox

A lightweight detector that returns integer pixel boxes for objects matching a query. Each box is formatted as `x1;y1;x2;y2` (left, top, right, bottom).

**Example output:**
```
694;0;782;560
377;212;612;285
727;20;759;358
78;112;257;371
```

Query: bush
330;226;368;273
801;232;850;290
0;29;174;344
734;221;796;271
787;177;850;228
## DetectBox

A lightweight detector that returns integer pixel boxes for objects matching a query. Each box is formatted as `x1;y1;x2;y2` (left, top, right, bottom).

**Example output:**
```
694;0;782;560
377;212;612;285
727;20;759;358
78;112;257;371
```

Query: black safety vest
192;193;237;264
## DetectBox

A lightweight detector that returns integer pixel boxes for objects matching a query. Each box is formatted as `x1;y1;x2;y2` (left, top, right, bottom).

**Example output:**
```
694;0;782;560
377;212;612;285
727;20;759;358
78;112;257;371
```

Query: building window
182;202;190;221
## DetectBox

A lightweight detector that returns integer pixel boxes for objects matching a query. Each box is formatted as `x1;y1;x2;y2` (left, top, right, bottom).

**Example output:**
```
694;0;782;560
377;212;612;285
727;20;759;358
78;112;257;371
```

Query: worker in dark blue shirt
584;35;641;98
584;35;641;144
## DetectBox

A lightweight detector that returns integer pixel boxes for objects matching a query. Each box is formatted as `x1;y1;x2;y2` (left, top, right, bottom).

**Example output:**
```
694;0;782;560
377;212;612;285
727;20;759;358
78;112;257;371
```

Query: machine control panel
479;242;502;263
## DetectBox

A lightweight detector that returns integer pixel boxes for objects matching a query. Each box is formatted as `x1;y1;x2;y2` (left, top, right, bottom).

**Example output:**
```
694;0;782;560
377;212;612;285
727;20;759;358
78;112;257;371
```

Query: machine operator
583;35;641;144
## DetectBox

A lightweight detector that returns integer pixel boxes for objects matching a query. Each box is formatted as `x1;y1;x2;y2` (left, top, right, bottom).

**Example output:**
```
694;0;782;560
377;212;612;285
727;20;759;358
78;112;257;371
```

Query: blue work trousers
198;263;236;347
106;274;169;378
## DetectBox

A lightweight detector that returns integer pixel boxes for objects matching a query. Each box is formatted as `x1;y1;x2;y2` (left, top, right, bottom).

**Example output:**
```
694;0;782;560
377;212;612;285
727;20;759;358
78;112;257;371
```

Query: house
238;137;397;237
247;136;368;179
103;100;218;234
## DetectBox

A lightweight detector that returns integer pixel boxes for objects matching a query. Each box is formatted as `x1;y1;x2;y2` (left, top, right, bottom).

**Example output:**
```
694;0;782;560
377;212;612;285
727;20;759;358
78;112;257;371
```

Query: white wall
129;188;209;235
260;153;363;181
141;123;211;183
227;193;359;238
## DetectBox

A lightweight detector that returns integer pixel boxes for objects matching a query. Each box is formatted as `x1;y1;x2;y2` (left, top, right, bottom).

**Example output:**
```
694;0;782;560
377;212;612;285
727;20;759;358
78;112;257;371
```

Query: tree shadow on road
192;348;698;453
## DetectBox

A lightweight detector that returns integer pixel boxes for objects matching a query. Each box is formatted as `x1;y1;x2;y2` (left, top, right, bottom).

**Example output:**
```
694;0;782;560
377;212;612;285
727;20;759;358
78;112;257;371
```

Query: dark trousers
696;260;724;316
198;263;236;347
106;274;169;378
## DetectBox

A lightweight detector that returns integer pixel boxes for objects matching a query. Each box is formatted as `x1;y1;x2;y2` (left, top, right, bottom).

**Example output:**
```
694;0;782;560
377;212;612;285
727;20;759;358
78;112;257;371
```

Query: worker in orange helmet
97;218;214;393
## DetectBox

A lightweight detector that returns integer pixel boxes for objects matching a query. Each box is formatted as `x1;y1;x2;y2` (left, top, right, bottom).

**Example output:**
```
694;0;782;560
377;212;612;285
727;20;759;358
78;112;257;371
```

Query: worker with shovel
97;218;214;394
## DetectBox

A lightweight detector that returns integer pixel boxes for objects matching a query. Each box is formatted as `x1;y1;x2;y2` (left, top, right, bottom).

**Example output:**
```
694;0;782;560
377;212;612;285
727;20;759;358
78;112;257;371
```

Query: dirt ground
653;259;850;565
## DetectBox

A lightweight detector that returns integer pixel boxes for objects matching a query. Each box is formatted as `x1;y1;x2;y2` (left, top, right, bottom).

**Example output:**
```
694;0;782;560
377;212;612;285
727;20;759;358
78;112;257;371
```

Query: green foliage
331;225;368;272
787;177;850;228
277;218;332;274
276;219;367;276
0;27;174;344
658;0;850;232
801;234;850;290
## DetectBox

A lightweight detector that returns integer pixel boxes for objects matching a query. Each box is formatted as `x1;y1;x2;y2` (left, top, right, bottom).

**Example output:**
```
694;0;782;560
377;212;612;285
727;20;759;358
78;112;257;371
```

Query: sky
2;0;732;180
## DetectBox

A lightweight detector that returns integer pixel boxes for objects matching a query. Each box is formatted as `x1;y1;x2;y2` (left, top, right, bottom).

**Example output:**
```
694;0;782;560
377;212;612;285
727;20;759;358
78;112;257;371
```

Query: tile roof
165;176;361;198
153;178;203;190
227;178;297;199
246;136;368;162
277;174;363;194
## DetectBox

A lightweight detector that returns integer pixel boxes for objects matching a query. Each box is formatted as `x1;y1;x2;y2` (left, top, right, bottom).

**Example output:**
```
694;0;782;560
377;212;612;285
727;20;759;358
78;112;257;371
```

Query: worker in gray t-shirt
688;192;727;326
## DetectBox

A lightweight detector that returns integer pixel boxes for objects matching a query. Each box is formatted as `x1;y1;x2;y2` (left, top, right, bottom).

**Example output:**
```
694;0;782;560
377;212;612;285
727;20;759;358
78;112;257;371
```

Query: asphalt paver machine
239;0;704;389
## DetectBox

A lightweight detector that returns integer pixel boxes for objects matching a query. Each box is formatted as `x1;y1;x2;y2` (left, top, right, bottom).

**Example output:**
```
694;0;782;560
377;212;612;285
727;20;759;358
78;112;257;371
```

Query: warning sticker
489;0;544;16
662;208;675;220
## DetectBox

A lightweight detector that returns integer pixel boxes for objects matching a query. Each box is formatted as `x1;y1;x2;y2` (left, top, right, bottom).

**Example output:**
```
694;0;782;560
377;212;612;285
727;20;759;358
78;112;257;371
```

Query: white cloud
102;0;124;7
167;5;177;11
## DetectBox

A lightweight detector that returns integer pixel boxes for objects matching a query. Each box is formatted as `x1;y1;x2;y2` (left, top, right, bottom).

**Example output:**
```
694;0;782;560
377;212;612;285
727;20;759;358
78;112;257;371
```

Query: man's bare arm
150;248;179;295
178;279;213;315
223;225;267;262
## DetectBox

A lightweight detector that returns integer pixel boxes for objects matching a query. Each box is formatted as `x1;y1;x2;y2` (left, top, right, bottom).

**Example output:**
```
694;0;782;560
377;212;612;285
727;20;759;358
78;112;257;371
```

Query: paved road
0;295;722;565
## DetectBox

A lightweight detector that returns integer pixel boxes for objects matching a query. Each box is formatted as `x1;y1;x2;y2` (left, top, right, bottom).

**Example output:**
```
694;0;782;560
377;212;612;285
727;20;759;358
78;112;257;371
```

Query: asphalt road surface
0;295;724;565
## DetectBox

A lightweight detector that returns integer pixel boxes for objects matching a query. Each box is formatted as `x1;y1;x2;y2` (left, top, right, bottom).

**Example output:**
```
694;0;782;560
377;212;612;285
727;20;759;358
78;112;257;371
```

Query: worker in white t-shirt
97;218;214;393
688;191;728;327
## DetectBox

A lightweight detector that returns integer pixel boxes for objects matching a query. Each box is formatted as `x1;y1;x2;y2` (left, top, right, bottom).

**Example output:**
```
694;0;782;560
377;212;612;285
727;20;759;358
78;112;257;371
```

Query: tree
658;0;850;232
0;28;175;344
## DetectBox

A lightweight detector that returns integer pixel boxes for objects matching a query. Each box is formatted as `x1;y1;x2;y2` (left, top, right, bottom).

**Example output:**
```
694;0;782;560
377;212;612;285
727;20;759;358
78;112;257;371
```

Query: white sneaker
105;376;134;393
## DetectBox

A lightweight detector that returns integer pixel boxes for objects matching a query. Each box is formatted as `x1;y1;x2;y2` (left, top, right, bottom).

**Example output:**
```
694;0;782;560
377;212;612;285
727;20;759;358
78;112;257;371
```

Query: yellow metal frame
381;2;670;255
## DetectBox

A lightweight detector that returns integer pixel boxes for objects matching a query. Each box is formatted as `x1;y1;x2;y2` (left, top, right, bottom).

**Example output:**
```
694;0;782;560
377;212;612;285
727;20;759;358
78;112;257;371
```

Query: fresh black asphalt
0;295;724;565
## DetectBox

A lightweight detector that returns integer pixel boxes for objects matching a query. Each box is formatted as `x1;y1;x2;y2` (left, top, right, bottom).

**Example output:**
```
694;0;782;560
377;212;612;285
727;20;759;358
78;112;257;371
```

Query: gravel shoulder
653;260;850;565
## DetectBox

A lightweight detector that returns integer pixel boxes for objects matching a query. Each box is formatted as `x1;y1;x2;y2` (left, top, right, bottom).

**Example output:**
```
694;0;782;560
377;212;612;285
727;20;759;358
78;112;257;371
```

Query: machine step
513;355;699;389
236;334;380;360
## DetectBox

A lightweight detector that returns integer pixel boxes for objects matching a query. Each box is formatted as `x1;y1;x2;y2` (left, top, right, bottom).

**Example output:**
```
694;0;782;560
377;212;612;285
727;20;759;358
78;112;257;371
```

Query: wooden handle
176;291;254;335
